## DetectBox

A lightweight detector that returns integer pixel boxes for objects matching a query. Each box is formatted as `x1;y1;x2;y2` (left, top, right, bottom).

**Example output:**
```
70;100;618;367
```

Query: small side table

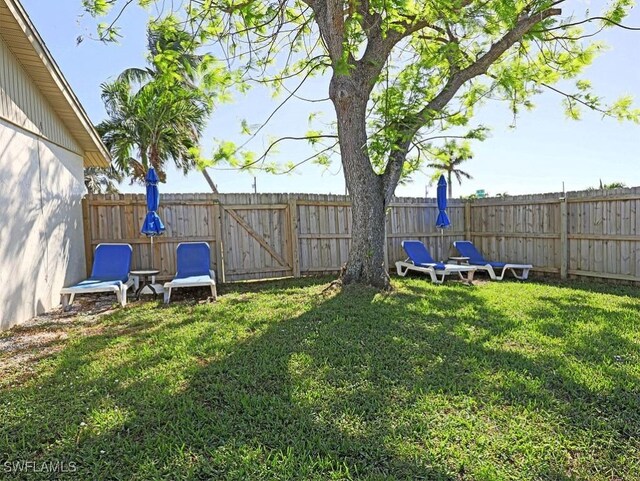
448;256;470;265
131;269;161;300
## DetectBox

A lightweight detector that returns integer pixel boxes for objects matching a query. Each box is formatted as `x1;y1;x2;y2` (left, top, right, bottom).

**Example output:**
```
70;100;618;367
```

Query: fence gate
219;203;294;281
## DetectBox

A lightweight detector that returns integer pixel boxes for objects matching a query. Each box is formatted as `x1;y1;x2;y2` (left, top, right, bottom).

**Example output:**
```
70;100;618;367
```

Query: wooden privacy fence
470;187;640;282
83;187;640;283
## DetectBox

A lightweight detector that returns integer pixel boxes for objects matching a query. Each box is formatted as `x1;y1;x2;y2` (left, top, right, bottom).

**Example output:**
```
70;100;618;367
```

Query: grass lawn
1;276;639;480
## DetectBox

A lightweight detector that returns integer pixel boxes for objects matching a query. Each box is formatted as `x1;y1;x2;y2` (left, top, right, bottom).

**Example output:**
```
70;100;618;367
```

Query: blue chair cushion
430;262;447;270
402;240;437;265
91;244;132;282
453;241;486;264
175;243;211;278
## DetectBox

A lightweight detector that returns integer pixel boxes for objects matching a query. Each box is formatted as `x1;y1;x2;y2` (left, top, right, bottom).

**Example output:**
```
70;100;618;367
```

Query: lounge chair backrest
453;241;486;264
176;242;211;278
402;240;437;265
91;244;132;282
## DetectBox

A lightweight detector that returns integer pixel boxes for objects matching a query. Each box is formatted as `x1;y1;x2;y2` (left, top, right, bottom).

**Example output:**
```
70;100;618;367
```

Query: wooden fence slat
224;206;290;269
81;198;92;277
213;202;225;283
288;200;301;277
560;199;568;279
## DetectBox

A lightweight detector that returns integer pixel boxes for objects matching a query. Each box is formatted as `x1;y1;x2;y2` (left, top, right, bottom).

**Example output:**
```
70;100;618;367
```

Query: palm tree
427;140;474;198
118;17;206;89
96;18;219;187
84;166;123;194
96;79;210;183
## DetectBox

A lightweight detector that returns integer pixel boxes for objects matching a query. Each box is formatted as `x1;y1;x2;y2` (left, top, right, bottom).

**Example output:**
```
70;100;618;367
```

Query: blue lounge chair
163;242;217;303
60;243;134;309
453;240;532;280
395;240;476;284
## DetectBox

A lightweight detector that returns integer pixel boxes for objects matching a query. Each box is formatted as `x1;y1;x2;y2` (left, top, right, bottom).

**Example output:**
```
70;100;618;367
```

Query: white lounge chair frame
163;269;217;304
61;279;135;309
60;243;135;309
395;260;476;284
471;263;532;281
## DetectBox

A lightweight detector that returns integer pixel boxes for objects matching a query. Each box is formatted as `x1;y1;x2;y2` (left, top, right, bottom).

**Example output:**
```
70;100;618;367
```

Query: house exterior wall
0;35;82;155
0;57;87;329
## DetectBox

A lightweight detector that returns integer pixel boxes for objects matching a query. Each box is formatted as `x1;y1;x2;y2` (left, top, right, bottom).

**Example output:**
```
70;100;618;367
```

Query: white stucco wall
0;118;86;329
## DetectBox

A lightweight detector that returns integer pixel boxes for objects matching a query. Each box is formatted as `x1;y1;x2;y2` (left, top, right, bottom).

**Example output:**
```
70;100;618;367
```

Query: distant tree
427;141;474;198
603;181;627;189
84;166;123;194
589;180;627;191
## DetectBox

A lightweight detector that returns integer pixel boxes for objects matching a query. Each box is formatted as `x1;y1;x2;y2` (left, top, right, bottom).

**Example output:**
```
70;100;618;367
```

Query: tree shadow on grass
528;277;640;299
0;278;639;480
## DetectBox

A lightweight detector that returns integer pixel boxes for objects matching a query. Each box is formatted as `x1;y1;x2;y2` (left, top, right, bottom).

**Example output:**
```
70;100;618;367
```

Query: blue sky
20;0;640;197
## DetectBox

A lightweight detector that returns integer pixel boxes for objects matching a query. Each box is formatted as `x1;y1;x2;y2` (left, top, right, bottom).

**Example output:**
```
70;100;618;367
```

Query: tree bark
330;73;390;289
343;177;389;289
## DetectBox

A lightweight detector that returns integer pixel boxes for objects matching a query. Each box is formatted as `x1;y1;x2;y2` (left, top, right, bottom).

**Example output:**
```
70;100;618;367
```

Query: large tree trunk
343;176;389;289
330;75;390;289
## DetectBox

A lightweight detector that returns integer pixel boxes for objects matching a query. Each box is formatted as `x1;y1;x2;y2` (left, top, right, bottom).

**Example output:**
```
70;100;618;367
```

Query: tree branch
418;8;562;121
381;7;562;200
304;0;346;64
537;16;640;32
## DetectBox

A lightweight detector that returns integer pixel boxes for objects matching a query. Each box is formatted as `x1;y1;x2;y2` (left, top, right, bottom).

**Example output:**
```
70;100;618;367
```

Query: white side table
448;256;470;265
131;269;161;299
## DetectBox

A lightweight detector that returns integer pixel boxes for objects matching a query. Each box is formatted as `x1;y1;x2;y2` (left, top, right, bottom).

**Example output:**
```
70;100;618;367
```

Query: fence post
464;201;471;241
81;197;92;277
384;210;390;272
560;197;568;279
288;199;301;277
213;201;226;284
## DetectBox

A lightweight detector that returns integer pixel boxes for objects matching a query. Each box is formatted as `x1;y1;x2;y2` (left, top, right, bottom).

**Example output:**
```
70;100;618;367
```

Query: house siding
0;35;82;156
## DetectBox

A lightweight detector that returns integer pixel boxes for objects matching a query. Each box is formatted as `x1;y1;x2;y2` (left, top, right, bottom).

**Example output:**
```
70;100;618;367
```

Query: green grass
1;277;639;480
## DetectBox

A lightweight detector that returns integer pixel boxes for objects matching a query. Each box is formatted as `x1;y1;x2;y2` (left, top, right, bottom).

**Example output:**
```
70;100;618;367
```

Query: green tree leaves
96;18;217;184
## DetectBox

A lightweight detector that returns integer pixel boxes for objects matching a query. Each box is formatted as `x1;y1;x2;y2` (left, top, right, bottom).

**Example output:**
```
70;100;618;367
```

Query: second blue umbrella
435;174;450;261
141;167;165;268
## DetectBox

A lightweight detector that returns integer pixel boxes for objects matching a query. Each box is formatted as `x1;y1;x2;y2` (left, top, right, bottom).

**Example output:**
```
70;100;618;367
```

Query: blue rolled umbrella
141;167;165;268
435;174;450;261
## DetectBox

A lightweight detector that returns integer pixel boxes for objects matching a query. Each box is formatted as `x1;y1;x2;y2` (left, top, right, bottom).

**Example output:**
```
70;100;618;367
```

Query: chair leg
121;285;127;307
163;287;172;304
456;271;472;283
115;288;123;307
210;283;218;300
430;271;443;284
512;268;530;280
396;262;408;277
62;293;74;311
487;266;499;280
